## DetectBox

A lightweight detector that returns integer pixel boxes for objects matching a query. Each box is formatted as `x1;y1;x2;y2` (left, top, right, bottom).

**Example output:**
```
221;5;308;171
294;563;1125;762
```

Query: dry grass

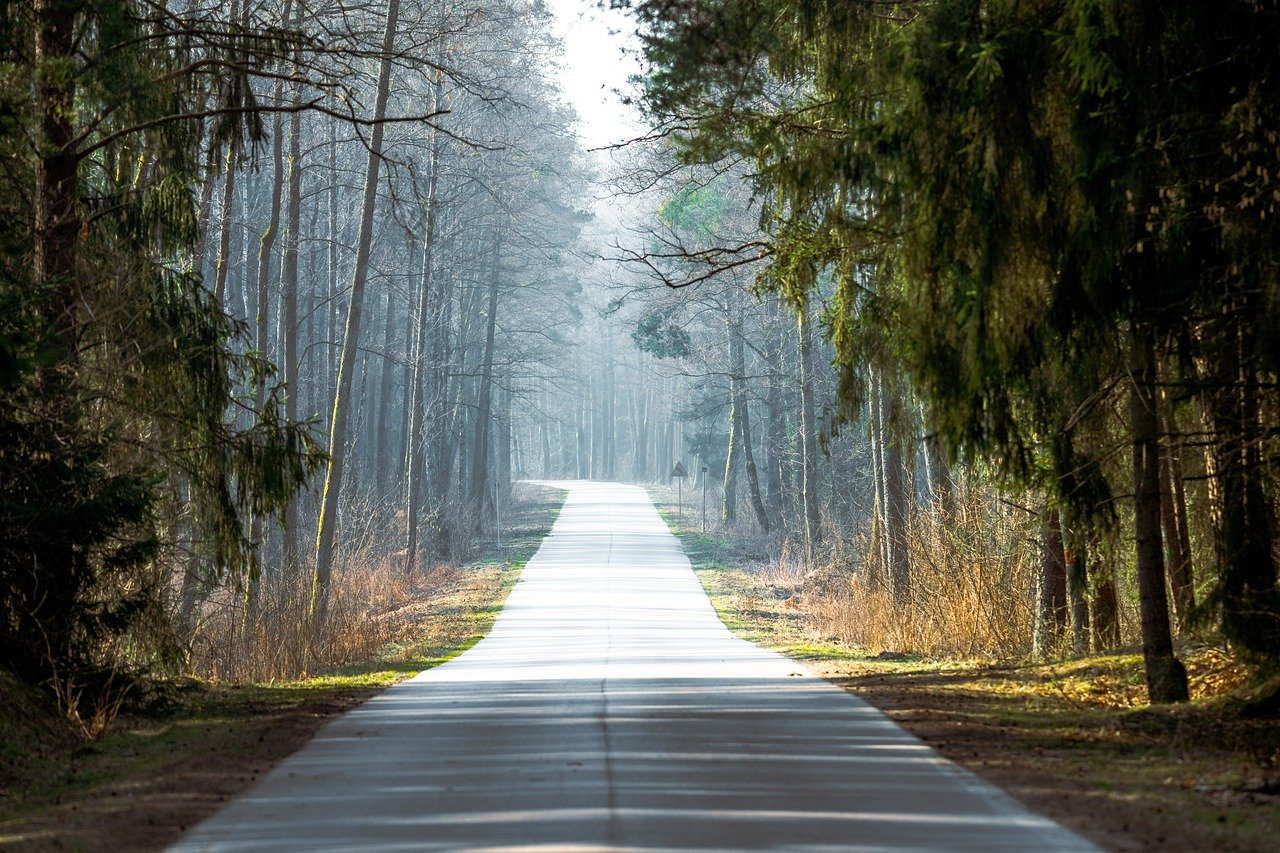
799;493;1145;659
187;557;465;683
186;483;550;683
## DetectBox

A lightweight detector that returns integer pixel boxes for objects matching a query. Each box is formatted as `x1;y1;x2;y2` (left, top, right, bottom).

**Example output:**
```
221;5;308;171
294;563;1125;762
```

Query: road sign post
670;461;687;515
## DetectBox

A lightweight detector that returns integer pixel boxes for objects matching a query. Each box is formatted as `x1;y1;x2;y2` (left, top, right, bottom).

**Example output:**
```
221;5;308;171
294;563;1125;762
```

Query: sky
545;0;647;150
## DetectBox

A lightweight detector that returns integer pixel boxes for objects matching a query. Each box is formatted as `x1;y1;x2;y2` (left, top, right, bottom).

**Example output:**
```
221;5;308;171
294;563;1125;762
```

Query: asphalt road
174;481;1097;851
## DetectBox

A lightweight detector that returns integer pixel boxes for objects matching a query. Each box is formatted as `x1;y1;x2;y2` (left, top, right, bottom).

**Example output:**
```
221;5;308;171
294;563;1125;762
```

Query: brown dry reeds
186;495;462;683
804;492;1049;658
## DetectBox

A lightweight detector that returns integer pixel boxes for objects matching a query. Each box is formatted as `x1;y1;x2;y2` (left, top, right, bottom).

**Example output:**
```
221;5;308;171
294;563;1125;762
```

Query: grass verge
650;490;1280;853
0;484;566;851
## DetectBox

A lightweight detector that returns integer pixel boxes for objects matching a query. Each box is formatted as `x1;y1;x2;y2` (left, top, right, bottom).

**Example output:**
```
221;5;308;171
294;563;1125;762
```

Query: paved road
175;481;1096;851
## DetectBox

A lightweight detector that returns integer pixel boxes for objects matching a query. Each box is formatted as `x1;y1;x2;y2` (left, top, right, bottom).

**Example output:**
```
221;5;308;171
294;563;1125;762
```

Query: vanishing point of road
174;481;1097;851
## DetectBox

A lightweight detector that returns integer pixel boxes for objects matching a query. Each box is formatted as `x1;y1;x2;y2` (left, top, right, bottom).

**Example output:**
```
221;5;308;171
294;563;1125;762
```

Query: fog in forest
6;0;1278;729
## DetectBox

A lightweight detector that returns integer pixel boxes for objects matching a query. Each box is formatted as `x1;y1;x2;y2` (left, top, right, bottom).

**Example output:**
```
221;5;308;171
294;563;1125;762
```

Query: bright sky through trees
547;0;644;149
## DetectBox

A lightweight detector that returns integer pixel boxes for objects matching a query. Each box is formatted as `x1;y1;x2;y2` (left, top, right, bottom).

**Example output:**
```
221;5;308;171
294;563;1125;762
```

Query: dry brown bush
800;491;1138;658
186;495;463;683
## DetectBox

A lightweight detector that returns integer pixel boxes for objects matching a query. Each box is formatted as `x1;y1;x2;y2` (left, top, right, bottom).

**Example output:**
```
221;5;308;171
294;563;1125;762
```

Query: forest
1;0;1278;797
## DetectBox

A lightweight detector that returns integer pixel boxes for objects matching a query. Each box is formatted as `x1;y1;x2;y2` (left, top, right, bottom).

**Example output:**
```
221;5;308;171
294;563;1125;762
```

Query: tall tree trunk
429;248;459;528
469;230;501;530
633;388;650;480
32;0;81;386
375;287;397;498
604;338;616;479
310;0;402;630
541;393;554;478
797;302;823;558
1093;567;1121;651
725;305;769;532
1130;324;1189;703
254;93;286;397
764;297;785;527
1208;299;1277;660
559;419;572;476
868;372;888;583
210;0;248;303
875;369;911;602
921;424;953;515
279;66;304;593
497;384;512;497
576;403;588;479
212;149;237;306
404;126;441;572
243;67;289;637
1033;506;1068;659
326;117;341;393
1159;403;1196;631
721;313;742;525
1062;513;1091;655
192;132;226;284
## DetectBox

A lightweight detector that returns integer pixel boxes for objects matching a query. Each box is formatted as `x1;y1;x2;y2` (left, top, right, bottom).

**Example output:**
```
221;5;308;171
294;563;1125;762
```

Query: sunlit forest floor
0;486;567;851
650;492;1280;852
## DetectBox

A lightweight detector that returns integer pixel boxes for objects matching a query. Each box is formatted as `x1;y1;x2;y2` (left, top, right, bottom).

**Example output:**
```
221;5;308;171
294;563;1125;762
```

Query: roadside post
671;461;687;515
701;465;708;532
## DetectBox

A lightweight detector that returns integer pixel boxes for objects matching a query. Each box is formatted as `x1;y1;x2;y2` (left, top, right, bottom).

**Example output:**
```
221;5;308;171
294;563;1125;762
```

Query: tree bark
633;387;650;480
868;375;887;584
375;287;397;498
721;310;742;524
1062;514;1091;655
404;168;441;571
1159;403;1195;631
241;63;290;636
1033;506;1068;659
1130;324;1189;703
1093;558;1122;651
1208;304;1277;659
34;0;81;357
278;36;304;595
922;427;952;514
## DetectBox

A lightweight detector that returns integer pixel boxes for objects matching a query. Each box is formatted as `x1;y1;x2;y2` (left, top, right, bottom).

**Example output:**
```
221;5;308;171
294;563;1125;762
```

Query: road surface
175;481;1096;851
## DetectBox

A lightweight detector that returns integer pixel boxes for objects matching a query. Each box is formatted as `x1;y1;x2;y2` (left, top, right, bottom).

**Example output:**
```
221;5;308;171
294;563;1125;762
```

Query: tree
0;0;330;688
311;0;403;628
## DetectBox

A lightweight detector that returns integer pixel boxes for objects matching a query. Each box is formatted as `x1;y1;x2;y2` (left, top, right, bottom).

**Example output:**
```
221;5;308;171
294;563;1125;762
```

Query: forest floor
0;484;567;852
650;493;1280;853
